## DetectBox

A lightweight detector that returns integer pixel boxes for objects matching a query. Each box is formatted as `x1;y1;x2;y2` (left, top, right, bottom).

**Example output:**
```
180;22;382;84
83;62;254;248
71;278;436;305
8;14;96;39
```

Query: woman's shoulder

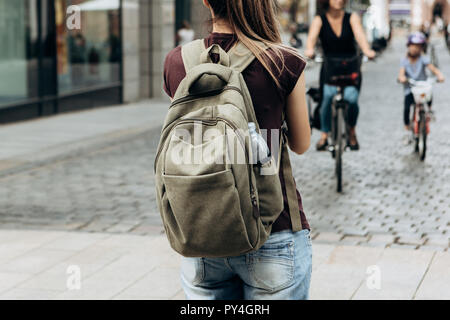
313;14;324;25
349;11;362;22
163;45;187;98
273;46;307;95
278;46;307;70
164;45;184;70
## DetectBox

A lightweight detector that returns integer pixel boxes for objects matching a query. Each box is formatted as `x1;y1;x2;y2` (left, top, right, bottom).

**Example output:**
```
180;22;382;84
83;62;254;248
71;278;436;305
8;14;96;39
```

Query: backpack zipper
169;86;243;109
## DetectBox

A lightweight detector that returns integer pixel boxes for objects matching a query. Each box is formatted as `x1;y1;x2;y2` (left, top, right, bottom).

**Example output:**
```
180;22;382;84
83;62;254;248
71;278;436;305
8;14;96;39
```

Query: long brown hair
206;0;304;88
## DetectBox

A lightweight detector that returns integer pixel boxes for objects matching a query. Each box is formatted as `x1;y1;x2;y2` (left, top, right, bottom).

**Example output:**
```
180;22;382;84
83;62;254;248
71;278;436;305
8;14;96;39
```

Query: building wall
122;0;176;102
122;0;140;102
412;0;449;29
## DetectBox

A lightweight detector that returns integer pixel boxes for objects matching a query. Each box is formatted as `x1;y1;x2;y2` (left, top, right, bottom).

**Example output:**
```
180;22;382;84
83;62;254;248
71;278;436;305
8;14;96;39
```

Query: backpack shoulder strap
181;39;206;72
228;40;269;73
280;129;303;232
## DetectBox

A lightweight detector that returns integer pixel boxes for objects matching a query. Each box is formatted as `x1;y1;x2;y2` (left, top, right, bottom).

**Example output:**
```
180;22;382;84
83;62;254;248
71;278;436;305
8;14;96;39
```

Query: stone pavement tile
352;248;434;300
417;245;447;252
0;248;77;275
93;233;162;250
54;276;140;300
17;246;128;292
311;244;335;271
53;238;178;300
313;232;343;244
339;229;368;238
105;222;141;234
0;288;61;300
112;266;181;300
309;246;384;300
53;255;155;300
388;244;418;250
40;232;110;251
424;236;449;248
396;236;426;246
0;230;66;260
80;220;117;233
415;252;450;300
171;289;186;300
340;236;369;246
129;224;164;237
367;234;397;246
0;272;33;294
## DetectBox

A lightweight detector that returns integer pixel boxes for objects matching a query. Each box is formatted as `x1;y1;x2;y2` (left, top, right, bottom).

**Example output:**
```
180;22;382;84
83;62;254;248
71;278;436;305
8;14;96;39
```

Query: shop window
0;0;38;107
55;0;121;94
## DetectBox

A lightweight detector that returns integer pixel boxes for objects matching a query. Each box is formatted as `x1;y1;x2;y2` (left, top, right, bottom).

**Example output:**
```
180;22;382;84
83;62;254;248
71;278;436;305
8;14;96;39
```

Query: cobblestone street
0;37;449;252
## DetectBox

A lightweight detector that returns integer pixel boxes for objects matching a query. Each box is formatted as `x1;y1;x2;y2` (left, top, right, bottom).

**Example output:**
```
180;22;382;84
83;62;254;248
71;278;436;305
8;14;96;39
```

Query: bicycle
404;78;436;161
307;54;364;192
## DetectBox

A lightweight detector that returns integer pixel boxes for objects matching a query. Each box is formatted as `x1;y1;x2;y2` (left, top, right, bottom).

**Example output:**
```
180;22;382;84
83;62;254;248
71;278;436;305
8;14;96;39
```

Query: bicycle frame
329;86;350;193
407;78;434;161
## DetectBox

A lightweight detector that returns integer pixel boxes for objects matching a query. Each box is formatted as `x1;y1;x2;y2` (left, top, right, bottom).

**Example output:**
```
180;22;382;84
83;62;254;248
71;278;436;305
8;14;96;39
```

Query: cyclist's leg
404;93;415;128
343;86;360;127
319;84;337;133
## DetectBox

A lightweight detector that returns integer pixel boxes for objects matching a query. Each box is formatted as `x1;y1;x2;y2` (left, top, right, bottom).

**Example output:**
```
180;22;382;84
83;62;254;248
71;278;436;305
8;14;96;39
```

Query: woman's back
164;32;310;233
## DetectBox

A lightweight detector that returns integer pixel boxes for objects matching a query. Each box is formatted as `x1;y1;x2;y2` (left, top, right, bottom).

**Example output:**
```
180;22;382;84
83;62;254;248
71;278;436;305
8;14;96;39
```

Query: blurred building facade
0;0;204;124
412;0;449;29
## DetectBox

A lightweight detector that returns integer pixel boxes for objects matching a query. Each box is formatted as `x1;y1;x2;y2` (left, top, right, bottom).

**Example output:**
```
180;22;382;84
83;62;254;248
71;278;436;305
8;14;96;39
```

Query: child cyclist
398;32;445;144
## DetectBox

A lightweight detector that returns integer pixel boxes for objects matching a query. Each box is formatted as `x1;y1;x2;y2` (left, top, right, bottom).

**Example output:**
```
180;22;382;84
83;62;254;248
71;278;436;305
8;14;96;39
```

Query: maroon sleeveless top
163;32;310;232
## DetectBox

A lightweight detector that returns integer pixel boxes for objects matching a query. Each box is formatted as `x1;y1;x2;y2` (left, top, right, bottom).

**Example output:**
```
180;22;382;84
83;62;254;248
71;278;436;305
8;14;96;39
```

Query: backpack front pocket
161;169;254;258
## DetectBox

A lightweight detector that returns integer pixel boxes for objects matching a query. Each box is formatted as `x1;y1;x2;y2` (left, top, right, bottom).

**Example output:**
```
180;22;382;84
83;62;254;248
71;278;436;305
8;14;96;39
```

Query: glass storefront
0;0;123;123
0;0;39;107
55;0;121;94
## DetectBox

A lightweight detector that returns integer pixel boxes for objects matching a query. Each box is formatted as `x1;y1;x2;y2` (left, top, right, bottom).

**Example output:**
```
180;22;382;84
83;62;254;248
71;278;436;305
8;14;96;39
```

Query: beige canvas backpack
154;39;302;258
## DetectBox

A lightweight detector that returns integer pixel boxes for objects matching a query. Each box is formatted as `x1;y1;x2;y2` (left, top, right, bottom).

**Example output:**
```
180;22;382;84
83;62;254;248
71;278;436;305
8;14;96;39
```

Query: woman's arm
350;13;376;59
305;16;322;59
286;73;311;155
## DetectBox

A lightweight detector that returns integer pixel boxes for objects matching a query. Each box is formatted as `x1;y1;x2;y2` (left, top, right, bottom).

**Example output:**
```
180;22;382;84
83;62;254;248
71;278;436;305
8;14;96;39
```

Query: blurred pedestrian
289;23;303;49
177;21;195;46
68;31;87;87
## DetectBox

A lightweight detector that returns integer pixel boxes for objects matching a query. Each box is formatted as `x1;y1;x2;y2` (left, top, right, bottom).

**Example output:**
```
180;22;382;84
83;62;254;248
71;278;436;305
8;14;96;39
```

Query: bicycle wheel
419;113;427;161
335;108;344;192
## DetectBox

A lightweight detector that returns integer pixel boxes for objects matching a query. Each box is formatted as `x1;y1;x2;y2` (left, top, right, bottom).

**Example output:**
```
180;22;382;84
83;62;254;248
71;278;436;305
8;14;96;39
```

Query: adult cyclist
305;0;376;151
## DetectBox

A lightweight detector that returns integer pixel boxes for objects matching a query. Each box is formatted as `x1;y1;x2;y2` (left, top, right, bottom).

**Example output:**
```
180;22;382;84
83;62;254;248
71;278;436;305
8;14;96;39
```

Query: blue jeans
180;229;313;300
320;84;360;133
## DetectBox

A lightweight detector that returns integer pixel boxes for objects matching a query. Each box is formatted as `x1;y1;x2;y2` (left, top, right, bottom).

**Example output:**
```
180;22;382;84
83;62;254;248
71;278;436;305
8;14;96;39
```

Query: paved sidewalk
0;99;169;176
0;229;447;300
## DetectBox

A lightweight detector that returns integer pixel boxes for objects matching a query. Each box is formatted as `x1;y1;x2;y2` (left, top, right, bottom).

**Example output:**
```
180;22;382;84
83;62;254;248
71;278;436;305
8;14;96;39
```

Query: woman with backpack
162;0;312;300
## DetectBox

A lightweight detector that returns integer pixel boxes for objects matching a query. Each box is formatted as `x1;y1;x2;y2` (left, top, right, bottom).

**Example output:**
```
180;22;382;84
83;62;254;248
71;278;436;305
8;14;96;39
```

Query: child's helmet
407;32;427;46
